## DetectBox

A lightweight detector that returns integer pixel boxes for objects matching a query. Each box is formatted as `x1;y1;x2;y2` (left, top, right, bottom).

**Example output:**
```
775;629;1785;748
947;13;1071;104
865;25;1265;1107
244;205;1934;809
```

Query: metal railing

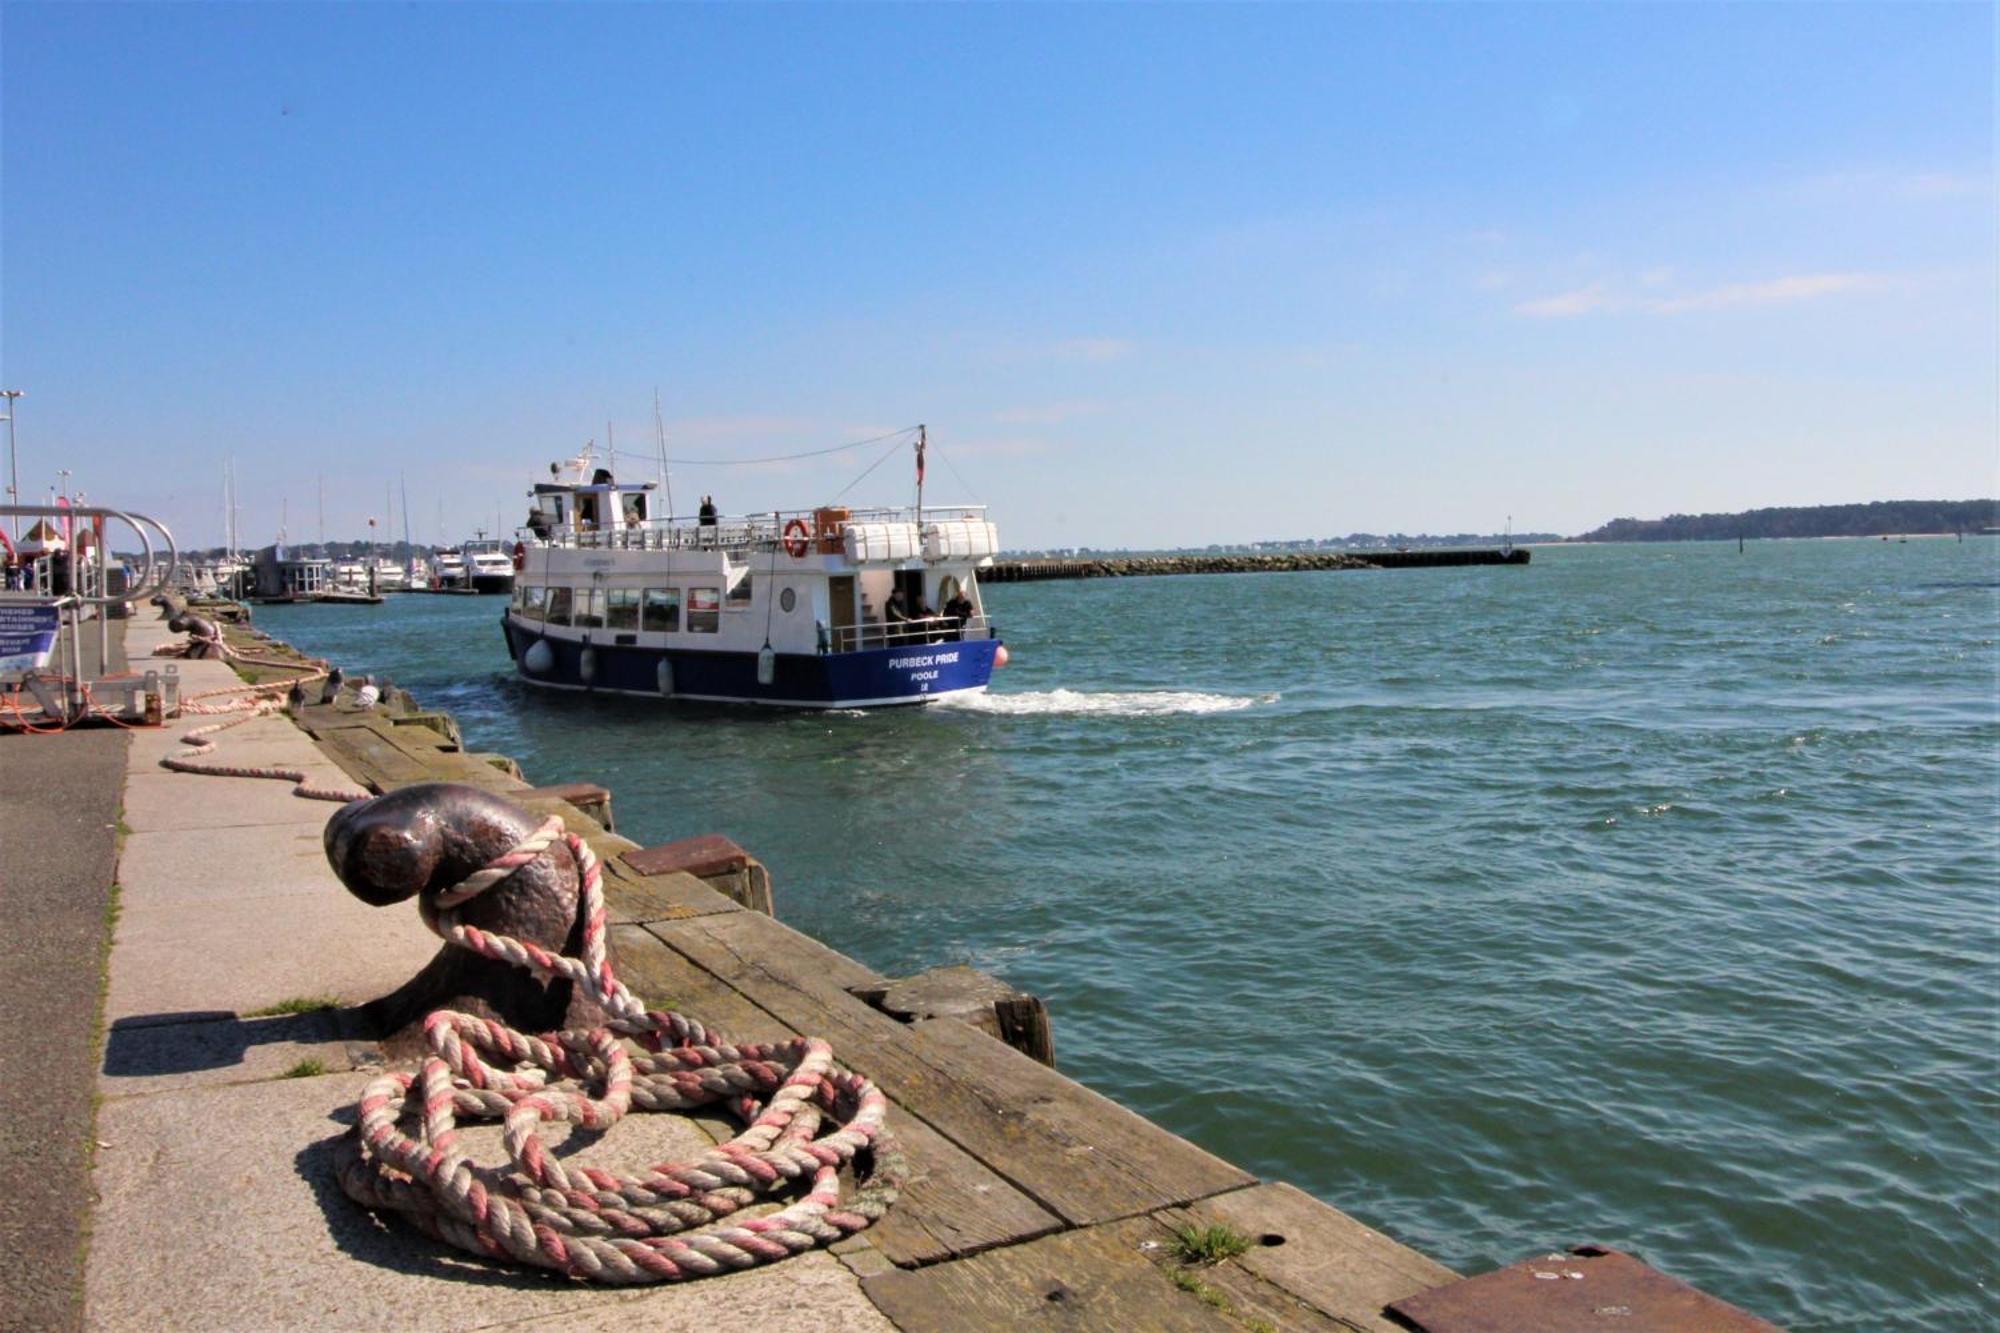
3;505;181;723
524;505;990;555
827;615;995;654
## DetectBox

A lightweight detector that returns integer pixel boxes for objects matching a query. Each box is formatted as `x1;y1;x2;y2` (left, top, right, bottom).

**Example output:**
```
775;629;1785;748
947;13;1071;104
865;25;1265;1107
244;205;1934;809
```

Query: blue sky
2;3;1992;550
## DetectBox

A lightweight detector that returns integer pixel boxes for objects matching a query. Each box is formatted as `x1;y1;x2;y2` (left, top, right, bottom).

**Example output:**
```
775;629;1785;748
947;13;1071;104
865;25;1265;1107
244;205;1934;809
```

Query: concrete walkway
83;608;890;1330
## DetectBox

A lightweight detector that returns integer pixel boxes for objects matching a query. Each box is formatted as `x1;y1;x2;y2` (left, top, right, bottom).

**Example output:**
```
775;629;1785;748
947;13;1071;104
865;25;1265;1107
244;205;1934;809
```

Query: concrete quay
7;604;1769;1331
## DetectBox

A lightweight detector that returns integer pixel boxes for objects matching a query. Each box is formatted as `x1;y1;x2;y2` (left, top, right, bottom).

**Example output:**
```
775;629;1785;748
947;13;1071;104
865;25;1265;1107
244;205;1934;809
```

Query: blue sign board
0;604;60;672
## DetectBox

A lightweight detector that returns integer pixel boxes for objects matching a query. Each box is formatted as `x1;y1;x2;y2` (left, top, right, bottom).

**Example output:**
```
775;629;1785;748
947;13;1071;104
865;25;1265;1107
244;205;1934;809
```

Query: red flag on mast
915;434;925;486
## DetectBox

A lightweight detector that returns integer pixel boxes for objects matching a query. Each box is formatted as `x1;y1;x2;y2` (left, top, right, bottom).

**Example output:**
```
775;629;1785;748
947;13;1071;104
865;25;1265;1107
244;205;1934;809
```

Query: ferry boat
500;454;1006;708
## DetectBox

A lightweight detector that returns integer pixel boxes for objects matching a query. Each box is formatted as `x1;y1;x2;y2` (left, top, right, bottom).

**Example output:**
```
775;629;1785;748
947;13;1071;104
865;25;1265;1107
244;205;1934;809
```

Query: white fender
656;658;675;696
523;638;554;675
579;644;598;686
756;644;777;686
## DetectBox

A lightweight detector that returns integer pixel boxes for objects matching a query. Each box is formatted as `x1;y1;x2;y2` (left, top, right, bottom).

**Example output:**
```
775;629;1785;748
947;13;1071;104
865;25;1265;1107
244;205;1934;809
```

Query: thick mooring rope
334;819;905;1283
158;703;372;802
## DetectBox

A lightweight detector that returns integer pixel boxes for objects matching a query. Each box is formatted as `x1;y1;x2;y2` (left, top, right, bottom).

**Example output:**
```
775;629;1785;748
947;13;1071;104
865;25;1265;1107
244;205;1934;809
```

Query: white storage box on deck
843;522;921;563
921;520;999;561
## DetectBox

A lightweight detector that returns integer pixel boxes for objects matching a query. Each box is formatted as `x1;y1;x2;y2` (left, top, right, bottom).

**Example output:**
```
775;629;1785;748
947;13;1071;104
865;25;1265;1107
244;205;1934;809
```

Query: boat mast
654;387;673;517
400;474;415;578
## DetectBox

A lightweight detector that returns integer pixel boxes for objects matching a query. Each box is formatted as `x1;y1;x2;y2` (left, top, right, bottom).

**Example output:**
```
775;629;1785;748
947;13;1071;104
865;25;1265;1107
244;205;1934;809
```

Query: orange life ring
782;518;811;560
511;541;526;572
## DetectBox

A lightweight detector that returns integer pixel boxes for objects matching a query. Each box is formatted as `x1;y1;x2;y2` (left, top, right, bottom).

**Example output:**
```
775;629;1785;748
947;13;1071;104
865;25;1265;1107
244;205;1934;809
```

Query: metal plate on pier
1387;1245;1781;1332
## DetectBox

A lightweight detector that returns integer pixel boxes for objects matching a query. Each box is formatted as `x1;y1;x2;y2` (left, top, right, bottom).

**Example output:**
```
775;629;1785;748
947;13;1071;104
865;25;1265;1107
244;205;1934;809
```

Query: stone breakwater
984;548;1528;581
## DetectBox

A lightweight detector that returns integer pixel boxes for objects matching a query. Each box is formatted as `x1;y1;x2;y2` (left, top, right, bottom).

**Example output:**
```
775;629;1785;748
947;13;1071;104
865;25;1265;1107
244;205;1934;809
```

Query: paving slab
116;822;341;907
121;769;356;832
129;718;337;767
100;1009;362;1097
88;1073;888;1332
104;873;442;1022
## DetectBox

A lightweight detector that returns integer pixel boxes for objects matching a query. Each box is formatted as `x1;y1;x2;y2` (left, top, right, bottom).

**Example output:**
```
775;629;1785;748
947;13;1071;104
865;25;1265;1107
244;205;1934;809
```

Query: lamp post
0;389;21;542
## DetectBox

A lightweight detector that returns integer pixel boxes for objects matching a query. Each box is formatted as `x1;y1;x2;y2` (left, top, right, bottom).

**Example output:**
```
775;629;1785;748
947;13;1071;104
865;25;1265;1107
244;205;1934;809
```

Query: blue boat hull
501;616;999;708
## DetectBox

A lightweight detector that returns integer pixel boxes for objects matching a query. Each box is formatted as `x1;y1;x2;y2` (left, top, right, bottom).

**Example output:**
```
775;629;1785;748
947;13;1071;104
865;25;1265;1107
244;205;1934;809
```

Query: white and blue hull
502;615;998;708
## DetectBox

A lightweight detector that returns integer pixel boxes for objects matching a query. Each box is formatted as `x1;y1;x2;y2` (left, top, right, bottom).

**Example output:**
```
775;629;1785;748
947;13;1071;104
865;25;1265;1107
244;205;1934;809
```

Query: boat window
642;588;680;632
572;588;606;628
621;492;647;526
516;586;543;620
545;585;573;625
606;588;640;630
687;586;720;634
727;574;753;610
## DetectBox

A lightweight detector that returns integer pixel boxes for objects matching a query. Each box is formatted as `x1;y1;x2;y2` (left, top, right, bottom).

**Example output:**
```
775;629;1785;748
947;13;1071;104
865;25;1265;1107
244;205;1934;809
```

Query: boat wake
943;687;1276;717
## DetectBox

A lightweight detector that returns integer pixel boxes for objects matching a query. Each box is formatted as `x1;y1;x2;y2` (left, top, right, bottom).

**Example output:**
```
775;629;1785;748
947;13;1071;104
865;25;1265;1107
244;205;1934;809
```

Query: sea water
253;537;1999;1330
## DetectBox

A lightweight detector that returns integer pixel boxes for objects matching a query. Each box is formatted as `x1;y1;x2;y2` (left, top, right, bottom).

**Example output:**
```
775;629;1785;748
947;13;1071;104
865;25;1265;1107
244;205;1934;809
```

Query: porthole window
779;587;797;614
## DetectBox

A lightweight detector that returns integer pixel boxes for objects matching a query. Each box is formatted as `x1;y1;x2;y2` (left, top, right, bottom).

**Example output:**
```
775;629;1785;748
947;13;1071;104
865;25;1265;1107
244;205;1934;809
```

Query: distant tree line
1576;500;1998;543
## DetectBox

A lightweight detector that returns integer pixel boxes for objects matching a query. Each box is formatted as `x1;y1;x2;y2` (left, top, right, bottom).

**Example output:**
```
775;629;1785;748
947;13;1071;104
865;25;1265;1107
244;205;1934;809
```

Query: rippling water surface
256;538;1999;1329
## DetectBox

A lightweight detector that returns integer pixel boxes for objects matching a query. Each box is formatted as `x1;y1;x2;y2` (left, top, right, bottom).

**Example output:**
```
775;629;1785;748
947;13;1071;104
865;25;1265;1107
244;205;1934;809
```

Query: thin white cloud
666;414;824;442
1049;337;1133;363
1514;271;1898;318
993;400;1105;426
1650;272;1893;313
949;436;1054;460
1515;282;1618;318
1796;168;1991;201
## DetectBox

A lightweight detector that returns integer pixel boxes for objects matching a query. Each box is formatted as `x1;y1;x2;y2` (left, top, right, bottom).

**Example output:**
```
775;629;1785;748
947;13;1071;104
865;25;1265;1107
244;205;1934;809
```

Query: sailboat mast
654;388;674;517
401;473;415;579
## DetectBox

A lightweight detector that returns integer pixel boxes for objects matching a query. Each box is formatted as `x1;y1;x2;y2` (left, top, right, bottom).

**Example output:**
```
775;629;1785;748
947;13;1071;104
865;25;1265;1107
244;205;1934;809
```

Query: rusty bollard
324;782;609;1052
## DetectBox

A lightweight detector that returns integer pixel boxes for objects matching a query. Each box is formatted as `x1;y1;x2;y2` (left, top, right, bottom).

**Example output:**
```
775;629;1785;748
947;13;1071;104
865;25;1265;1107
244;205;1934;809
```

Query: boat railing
827;615;995;654
524;505;989;555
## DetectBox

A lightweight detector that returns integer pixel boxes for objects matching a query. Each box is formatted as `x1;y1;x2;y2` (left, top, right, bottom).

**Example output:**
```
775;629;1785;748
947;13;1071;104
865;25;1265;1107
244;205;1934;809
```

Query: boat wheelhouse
501;470;1006;708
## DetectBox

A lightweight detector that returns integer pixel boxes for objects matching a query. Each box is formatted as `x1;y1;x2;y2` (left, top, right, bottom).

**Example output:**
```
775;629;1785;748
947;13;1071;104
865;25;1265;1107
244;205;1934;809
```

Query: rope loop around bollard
333;819;906;1284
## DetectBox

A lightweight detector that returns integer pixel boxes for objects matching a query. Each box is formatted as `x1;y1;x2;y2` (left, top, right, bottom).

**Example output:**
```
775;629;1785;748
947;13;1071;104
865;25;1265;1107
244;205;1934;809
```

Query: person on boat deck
698;496;717;526
943;589;973;628
885;586;911;623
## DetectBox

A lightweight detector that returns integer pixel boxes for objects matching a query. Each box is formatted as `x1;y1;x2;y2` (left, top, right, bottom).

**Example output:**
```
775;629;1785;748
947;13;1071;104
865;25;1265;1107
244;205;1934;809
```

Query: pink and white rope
335;821;905;1284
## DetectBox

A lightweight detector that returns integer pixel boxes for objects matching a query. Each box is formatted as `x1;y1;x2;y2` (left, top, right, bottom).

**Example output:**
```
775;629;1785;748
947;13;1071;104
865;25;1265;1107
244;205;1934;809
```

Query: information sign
0;604;60;672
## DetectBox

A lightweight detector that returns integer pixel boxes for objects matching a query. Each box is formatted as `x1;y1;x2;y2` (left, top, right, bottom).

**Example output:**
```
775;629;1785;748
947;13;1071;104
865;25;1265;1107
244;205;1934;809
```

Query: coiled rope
333;818;905;1283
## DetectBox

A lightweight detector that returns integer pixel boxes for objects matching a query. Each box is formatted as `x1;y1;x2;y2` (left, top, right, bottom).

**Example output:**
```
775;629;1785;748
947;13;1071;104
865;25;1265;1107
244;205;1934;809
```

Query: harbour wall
984;547;1529;581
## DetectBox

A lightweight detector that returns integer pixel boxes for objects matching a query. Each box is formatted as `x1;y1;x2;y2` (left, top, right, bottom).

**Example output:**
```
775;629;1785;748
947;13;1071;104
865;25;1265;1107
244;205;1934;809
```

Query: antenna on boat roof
607;421;616;477
654;388;673;517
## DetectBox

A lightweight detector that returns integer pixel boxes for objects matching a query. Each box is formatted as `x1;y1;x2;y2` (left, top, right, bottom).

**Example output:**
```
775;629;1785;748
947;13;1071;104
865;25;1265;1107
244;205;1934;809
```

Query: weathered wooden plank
896;1015;1256;1227
647;912;1255;1227
1156;1183;1456;1332
313;724;433;789
599;866;741;925
624;833;754;879
606;925;1063;1267
860;965;1055;1066
861;1216;1241;1332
